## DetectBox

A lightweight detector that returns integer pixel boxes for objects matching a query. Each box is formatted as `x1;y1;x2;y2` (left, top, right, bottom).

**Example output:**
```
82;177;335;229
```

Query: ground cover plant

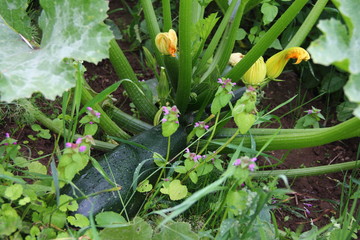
0;0;359;239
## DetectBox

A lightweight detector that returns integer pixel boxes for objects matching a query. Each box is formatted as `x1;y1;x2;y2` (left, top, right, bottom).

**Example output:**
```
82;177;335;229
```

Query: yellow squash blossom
228;53;244;66
155;29;177;57
228;53;267;86
242;56;267;86
266;47;310;79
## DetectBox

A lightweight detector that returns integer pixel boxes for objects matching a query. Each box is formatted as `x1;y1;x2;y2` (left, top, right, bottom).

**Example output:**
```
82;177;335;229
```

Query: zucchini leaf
0;0;113;102
308;0;360;118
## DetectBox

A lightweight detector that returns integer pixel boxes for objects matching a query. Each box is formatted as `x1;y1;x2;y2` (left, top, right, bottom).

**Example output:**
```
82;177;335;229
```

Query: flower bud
157;67;170;103
242;56;267;86
155;29;177;57
266;47;310;79
228;53;244;66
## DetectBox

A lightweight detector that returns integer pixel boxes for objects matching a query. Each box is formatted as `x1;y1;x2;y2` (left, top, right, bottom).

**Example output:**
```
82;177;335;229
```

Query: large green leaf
308;0;360;118
0;0;32;39
0;0;113;102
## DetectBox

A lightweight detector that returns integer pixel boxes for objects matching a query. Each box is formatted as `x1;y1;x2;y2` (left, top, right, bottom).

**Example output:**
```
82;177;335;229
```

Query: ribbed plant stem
141;0;164;66
286;0;329;48
162;0;172;31
251;161;360;178
204;117;360;151
175;0;192;113
109;39;157;121
225;0;309;82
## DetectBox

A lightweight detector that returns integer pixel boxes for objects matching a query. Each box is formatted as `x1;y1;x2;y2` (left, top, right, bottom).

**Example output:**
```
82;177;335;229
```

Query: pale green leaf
28;161;47;175
5;183;23;200
153;222;198;240
344;74;360;118
308;0;360;74
168;180;188;201
67;214;90;228
99;217;153;240
261;3;278;25
0;0;112;102
308;19;350;71
136;179;153;193
13;156;29;168
19;196;31;205
95;211;126;226
0;204;22;236
59;194;78;212
189;171;198;184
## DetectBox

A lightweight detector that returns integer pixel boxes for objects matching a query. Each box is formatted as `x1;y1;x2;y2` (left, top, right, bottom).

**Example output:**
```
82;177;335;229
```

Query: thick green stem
141;0;164;66
175;0;192;113
216;126;328;137
225;0;309;82
203;117;360;151
286;0;329;48
109;39;157;121
251;161;360;178
104;104;152;134
162;0;172;31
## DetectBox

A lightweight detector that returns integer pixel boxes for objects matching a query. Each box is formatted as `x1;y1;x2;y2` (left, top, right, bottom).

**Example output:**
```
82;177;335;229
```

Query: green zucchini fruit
62;125;187;217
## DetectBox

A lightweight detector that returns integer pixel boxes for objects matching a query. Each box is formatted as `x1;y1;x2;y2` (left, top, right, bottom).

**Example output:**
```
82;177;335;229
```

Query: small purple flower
303;203;313;207
161;118;167;123
79;146;87;152
218;78;236;88
304;206;311;215
185;148;190;153
87;107;101;119
247;86;256;92
12;142;17;145
194;121;209;130
248;163;256;171
65;142;73;148
75;138;83;144
233;159;242;166
89;121;94;124
162;106;170;115
163;178;170;181
5;133;10;138
306;110;313;114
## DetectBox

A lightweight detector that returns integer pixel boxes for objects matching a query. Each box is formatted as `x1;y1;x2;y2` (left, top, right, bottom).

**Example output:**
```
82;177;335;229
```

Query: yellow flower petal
155;29;178;57
266;47;310;79
242;56;267;86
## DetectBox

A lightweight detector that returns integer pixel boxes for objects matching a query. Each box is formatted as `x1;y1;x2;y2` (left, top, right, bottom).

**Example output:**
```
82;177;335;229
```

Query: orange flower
155;29;177;57
266;47;310;79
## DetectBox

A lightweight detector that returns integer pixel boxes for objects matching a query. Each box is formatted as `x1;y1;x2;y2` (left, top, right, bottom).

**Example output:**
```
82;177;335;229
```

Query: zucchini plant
1;0;359;231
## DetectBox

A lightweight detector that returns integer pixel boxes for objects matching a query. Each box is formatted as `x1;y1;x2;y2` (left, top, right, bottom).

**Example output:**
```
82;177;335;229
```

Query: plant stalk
251;160;360;178
109;39;158;121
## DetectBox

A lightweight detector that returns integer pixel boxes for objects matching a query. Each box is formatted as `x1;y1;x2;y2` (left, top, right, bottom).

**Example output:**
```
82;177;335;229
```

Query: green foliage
0;0;112;102
153;222;198;240
160;179;188;201
295;107;325;129
308;0;360;118
95;211;126;226
99;217;153;240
